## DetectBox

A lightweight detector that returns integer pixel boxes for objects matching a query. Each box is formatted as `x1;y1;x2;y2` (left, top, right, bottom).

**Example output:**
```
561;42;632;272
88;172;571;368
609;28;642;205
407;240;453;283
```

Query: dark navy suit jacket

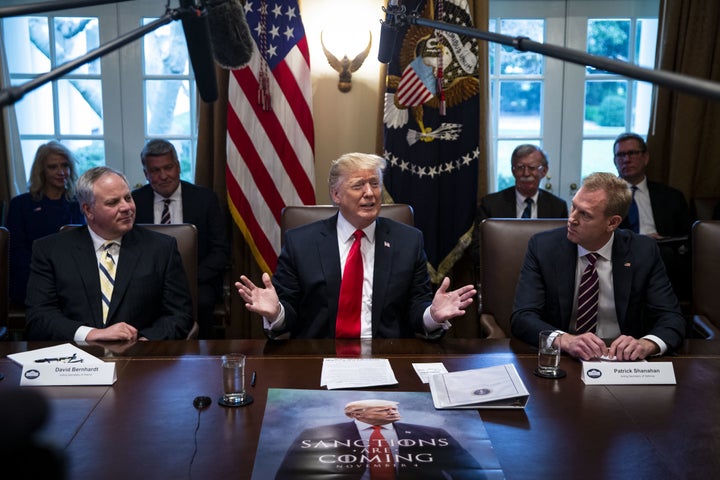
271;215;434;339
510;227;685;351
26;226;193;341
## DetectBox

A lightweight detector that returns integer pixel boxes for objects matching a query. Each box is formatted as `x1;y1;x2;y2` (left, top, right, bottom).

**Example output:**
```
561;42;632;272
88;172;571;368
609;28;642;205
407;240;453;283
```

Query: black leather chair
0;227;8;340
280;204;414;246
479;218;568;338
691;220;720;339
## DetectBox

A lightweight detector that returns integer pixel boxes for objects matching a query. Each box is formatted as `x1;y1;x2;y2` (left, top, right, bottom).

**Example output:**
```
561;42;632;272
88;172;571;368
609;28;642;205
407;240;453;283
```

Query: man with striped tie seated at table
511;172;686;361
25;166;192;342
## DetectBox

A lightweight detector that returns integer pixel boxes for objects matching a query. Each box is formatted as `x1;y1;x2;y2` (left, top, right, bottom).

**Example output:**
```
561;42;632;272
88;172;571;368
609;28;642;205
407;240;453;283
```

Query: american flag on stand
226;0;316;273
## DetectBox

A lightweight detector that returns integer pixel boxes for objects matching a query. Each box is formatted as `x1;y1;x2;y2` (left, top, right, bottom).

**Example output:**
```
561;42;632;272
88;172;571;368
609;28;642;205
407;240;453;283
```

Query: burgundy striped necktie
575;252;600;334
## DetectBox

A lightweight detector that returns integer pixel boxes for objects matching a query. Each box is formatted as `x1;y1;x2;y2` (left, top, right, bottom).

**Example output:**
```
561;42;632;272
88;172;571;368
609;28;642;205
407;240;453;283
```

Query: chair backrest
480;218;568;337
0;227;8;334
60;223;199;337
692;221;720;332
280;204;414;246
138;224;198;326
692;197;720;221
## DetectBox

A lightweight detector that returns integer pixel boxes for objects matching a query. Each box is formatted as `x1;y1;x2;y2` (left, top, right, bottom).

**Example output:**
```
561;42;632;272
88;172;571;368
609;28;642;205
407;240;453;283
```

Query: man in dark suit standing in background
613;132;691;303
26;167;193;341
235;152;476;339
477;144;568;220
133;139;230;339
511;172;685;361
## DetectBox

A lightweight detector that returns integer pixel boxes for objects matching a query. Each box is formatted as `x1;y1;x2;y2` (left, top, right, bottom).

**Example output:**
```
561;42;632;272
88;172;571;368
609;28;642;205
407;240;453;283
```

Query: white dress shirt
625;177;657;236
515;189;539;218
152;184;183;224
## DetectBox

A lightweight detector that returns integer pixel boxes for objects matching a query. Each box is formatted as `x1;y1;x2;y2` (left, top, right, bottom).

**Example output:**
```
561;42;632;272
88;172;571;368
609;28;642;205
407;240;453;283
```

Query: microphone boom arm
405;14;720;102
0;12;176;108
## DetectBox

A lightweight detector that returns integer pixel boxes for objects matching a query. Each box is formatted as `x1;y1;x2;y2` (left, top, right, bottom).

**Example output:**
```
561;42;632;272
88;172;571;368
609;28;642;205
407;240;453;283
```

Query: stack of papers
320;358;398;390
7;343;117;386
429;363;530;409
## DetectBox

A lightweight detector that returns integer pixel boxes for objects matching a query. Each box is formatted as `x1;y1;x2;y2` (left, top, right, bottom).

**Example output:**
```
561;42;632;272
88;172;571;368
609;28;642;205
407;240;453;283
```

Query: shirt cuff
74;326;93;343
423;306;451;332
642;334;667;355
263;303;286;331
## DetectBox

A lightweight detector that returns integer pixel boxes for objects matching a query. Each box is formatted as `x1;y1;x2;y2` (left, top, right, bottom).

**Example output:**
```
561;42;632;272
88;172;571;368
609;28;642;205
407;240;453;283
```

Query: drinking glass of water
219;353;253;407
535;330;566;378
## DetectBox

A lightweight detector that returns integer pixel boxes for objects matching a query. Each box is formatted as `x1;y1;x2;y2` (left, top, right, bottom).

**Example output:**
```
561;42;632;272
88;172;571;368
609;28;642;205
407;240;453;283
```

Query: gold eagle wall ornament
320;31;372;93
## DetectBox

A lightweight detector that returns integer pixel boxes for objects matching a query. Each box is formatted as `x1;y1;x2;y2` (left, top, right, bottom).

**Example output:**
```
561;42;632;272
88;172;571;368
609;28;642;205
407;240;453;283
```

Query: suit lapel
69;228;105;327
372;218;393;333
611;231;633;327
179;181;195;223
107;229;142;322
556;237;578;327
500;188;518;217
319;217;342;331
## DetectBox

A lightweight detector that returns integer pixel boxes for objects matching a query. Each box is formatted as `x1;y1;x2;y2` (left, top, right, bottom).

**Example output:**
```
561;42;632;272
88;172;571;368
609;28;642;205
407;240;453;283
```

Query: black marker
251;371;257;387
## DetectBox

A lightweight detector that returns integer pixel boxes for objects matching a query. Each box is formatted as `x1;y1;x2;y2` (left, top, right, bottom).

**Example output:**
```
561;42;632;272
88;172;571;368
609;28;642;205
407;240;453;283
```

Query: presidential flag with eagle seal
383;0;479;284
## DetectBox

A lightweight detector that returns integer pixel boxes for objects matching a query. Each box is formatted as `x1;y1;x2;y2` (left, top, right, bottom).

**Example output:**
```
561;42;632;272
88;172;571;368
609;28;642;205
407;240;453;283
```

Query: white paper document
412;362;448;384
320;358;398;390
429;363;530;409
7;343;117;386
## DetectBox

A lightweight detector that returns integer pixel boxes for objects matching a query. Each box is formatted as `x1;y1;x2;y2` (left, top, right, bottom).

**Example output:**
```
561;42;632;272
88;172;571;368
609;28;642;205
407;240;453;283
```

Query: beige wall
302;0;385;204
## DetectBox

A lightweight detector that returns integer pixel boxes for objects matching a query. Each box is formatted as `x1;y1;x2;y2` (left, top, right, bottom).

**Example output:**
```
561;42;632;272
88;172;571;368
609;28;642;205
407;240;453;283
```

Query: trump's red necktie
336;230;364;338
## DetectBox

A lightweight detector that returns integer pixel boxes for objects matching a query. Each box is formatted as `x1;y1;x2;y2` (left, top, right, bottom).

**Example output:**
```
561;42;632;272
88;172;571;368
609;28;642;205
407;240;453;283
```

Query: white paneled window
489;0;659;200
2;1;199;189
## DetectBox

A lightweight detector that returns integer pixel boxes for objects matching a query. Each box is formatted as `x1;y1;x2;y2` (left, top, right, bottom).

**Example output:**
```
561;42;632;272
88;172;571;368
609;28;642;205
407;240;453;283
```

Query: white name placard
581;361;676;385
7;343;117;386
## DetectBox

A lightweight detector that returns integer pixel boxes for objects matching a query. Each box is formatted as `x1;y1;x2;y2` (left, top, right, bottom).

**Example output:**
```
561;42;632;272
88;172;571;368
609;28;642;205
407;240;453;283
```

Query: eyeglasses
614;149;645;159
511;164;545;173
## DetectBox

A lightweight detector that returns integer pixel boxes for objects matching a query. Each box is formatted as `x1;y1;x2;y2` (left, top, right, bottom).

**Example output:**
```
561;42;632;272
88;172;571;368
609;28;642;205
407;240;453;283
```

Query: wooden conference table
1;338;719;480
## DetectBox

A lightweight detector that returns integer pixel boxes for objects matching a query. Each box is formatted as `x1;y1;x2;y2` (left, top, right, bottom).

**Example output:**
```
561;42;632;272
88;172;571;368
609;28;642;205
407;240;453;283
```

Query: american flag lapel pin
384;241;390;248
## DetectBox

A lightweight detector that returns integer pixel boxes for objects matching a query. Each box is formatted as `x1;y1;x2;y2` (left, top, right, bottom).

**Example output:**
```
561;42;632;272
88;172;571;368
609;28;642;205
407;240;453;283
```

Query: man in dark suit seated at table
25;166;193;342
275;399;485;480
235;152;476;339
132;139;230;339
511;172;686;361
477;144;568;221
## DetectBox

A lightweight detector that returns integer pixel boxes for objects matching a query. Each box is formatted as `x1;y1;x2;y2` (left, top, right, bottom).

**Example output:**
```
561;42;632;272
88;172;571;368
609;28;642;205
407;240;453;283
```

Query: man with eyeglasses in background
613;132;691;305
476;144;568;221
613;132;690;238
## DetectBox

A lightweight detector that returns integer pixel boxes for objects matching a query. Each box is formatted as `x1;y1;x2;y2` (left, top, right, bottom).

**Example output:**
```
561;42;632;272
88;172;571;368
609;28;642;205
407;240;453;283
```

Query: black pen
251;371;257;387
